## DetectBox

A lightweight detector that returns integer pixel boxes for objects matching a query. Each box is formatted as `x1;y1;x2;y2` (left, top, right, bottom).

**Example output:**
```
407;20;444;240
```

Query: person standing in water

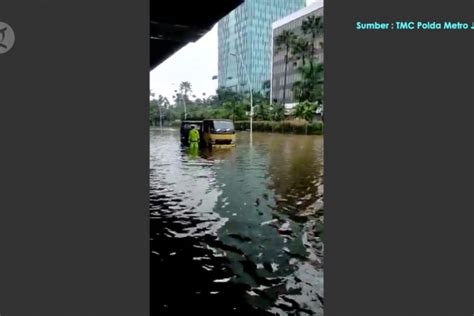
188;125;200;154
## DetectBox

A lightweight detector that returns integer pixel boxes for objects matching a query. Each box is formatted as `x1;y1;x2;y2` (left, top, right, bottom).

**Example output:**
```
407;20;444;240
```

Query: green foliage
294;101;317;122
150;14;325;128
276;30;297;55
307;122;324;134
292;63;324;103
271;104;285;121
216;88;243;106
255;102;271;121
234;120;323;135
291;38;311;66
275;30;298;104
302;16;324;38
179;81;192;97
249;91;270;121
210;108;229;119
235;101;249;121
151;84;324;135
150;14;325;127
149;100;159;126
277;15;325;106
302;15;324;75
149;93;171;126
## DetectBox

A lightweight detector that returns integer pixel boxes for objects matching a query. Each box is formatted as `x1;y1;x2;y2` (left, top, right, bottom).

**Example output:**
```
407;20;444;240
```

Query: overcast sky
150;0;318;101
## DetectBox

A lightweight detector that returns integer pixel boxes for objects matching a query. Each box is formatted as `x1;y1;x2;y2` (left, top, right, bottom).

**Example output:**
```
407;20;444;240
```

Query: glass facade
218;0;305;94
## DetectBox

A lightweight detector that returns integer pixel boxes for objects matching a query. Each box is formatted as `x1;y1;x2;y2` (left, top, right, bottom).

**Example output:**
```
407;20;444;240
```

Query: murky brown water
150;128;324;315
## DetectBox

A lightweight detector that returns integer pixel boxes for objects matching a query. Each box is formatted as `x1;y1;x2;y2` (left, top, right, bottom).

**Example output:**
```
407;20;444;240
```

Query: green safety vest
188;129;200;142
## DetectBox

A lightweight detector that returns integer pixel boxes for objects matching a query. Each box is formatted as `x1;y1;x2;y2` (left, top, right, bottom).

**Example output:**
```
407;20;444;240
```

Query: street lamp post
230;52;253;144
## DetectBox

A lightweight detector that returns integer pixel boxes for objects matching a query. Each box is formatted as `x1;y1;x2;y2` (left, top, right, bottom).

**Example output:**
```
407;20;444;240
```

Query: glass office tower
218;0;305;94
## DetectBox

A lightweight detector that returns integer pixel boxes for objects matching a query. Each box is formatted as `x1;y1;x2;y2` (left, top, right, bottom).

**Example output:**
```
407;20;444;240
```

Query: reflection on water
150;128;324;315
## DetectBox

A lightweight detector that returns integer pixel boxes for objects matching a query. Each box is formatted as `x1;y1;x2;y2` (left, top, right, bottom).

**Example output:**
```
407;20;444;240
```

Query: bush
234;120;323;135
307;122;324;135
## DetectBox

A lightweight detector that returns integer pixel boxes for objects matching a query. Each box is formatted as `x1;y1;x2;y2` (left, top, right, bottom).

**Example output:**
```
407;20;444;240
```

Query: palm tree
156;95;170;129
178;81;192;119
275;30;297;105
179;81;192;99
291;38;310;67
292;63;324;103
301;15;323;70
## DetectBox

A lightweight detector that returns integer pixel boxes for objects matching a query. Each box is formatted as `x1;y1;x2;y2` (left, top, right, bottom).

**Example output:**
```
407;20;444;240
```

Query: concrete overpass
150;1;244;69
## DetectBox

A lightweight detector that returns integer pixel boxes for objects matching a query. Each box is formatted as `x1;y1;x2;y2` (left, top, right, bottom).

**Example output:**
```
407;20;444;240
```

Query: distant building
218;0;306;95
271;1;324;105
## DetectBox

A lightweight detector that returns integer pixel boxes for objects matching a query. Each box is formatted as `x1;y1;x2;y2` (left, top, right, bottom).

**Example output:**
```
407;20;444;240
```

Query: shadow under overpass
150;0;244;70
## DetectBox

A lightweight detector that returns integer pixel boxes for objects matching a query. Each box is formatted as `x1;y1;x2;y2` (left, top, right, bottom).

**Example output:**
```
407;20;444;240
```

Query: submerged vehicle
180;120;203;144
202;119;236;148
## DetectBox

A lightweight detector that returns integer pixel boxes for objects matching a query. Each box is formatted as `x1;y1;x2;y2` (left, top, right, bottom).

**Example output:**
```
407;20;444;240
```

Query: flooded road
150;128;324;315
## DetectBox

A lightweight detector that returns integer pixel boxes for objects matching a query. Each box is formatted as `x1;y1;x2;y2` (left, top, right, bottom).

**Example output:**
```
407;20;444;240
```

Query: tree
234;101;249;121
291;38;310;67
149;99;159;126
149;92;171;127
149;90;158;126
294;100;317;122
301;15;324;70
179;81;192;98
275;30;297;106
151;83;306;125
292;63;324;104
156;95;170;128
216;87;243;106
178;81;192;119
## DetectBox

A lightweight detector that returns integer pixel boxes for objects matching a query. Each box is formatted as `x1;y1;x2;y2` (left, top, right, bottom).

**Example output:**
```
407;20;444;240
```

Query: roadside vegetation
150;15;324;133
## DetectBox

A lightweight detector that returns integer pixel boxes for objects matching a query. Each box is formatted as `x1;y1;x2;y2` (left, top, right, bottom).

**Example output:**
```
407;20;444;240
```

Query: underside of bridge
150;1;244;70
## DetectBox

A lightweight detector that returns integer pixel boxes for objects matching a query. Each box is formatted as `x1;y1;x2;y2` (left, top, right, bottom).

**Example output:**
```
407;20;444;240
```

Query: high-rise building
271;1;324;106
218;0;305;94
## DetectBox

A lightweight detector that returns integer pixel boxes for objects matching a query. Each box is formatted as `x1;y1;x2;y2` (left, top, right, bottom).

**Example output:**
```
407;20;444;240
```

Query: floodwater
150;128;324;315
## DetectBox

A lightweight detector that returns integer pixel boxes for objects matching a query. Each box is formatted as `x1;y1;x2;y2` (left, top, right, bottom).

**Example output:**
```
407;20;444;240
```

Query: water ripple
150;128;324;315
